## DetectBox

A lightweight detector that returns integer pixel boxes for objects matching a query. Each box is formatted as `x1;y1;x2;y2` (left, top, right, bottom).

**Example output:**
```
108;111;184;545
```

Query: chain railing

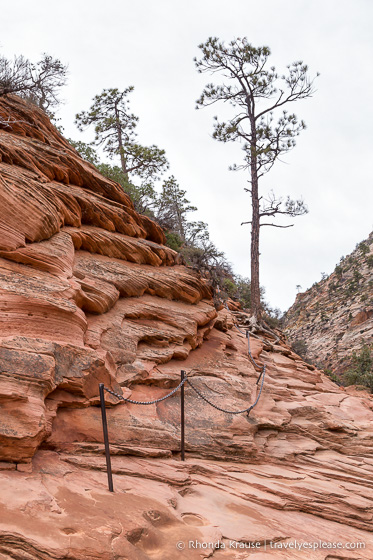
99;307;267;492
223;301;265;382
103;373;189;405
186;370;265;415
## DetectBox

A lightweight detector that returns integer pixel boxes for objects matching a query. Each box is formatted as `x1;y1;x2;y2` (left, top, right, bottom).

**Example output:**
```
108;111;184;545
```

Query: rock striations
283;233;373;374
0;96;372;559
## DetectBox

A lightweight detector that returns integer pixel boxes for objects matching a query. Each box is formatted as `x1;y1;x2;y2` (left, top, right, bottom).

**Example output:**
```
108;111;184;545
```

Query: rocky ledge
0;96;372;559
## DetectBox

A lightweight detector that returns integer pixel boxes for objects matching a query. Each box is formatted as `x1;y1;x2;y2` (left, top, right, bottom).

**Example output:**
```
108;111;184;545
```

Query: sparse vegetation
343;345;373;392
353;269;363;283
291;339;308;358
0;52;67;115
284;230;373;378
324;368;342;385
334;265;343;278
71;90;284;319
357;241;370;255
328;282;337;293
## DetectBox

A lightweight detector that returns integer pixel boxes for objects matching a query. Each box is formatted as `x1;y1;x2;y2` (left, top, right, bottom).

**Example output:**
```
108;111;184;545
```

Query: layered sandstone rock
0;96;372;560
283;233;373;373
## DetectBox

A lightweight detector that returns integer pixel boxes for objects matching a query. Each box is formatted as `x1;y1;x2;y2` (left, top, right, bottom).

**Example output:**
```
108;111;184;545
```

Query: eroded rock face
0;96;372;559
283;232;373;373
0;95;212;463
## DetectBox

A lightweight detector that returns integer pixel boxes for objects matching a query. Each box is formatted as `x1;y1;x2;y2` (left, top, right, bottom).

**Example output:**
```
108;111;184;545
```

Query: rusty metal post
181;370;185;461
99;383;114;492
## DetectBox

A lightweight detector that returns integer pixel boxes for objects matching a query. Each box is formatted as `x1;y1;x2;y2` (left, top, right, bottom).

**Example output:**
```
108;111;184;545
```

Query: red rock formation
283;233;373;373
0;96;372;559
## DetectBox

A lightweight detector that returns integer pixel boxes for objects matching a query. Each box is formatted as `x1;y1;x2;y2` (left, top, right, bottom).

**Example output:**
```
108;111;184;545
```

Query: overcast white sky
2;0;373;311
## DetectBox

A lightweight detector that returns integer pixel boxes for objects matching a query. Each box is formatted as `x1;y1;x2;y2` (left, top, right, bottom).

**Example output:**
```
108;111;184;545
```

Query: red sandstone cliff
283;233;373;374
0;96;372;560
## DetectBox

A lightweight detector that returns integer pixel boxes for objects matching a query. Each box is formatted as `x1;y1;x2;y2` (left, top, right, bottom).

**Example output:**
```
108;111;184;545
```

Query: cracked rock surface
0;96;372;559
283;232;373;373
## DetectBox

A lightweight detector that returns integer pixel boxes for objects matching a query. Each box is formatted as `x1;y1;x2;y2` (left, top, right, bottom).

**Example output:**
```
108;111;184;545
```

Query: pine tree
156;176;197;240
75;88;168;182
195;37;318;319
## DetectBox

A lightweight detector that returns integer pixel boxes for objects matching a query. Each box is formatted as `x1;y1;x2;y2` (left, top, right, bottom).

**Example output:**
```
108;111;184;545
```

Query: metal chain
103;374;189;405
104;364;265;415
223;301;265;381
222;298;266;407
186;369;265;416
102;297;267;415
232;321;247;336
245;331;266;382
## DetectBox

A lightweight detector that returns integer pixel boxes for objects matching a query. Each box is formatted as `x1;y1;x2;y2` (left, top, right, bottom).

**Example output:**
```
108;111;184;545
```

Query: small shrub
334;264;343;278
353;269;363;283
222;278;237;295
164;231;183;252
328;282;337;292
343;345;373;392
291;339;308;358
358;241;370;255
263;312;281;329
346;281;358;296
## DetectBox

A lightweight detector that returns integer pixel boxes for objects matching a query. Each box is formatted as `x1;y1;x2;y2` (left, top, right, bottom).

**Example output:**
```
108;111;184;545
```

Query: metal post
99;383;114;492
180;370;185;461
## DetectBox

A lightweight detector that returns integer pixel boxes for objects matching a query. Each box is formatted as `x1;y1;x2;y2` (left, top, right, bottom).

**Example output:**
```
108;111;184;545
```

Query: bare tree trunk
250;123;261;319
114;102;128;181
119;144;128;181
175;204;185;241
250;175;261;318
